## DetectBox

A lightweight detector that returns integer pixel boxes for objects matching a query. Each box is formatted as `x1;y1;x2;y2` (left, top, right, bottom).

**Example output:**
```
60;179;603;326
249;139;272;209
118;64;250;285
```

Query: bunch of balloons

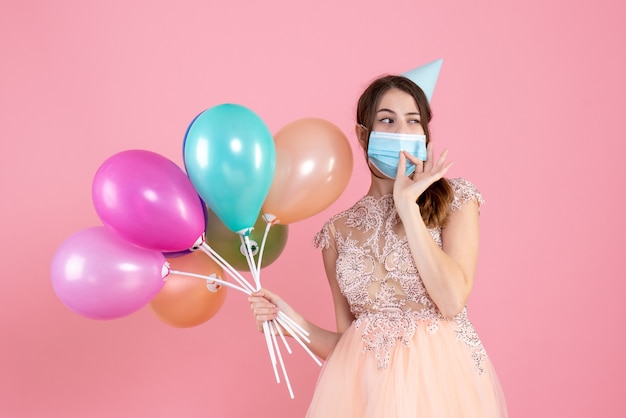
50;103;353;396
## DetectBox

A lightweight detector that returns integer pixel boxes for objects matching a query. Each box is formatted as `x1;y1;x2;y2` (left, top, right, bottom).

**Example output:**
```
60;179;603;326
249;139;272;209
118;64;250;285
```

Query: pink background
1;0;624;417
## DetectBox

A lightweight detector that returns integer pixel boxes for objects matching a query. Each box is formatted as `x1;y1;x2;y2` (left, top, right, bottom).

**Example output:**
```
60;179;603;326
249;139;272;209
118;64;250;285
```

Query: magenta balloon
92;149;205;252
50;226;168;320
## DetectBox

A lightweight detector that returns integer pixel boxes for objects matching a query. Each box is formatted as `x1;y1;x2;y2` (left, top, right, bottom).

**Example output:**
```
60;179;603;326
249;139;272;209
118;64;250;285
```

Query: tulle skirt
306;318;507;418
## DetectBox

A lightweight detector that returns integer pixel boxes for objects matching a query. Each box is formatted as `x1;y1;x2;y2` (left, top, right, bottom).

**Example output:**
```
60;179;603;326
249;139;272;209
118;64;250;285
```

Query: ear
355;124;368;148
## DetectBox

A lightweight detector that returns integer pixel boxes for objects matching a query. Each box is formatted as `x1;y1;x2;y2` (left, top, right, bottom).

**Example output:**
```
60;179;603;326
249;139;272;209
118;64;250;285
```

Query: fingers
432;149;454;180
424;143;434;171
399;151;425;176
396;151;407;178
402;146;453;188
399;145;451;175
249;296;278;317
251;288;281;304
433;148;453;175
430;147;445;172
248;291;279;332
403;150;425;165
419;145;452;176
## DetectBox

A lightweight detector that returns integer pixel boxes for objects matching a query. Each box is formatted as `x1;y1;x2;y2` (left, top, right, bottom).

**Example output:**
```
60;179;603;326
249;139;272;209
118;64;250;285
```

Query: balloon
204;209;288;271
92;149;205;253
150;251;227;328
183;104;276;235
262;118;353;224
50;226;168;320
162;202;209;258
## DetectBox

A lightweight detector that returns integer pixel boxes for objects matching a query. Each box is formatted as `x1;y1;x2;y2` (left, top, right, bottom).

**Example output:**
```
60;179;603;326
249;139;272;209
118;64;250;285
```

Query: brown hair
356;75;454;228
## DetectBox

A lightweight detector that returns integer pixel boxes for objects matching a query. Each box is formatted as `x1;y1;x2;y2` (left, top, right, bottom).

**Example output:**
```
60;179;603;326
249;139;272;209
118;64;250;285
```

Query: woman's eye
409;119;421;124
380;117;393;124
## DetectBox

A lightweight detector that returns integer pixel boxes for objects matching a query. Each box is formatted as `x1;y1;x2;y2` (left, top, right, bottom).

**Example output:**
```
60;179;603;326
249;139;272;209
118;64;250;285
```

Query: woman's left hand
393;143;453;214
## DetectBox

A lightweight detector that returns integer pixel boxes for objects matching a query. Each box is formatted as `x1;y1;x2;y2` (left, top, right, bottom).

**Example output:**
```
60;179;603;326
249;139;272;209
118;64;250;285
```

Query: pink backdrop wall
1;0;625;416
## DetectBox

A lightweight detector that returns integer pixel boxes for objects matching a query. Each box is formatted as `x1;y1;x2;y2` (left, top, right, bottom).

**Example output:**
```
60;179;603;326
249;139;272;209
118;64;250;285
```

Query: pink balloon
92;149;205;252
50;226;168;320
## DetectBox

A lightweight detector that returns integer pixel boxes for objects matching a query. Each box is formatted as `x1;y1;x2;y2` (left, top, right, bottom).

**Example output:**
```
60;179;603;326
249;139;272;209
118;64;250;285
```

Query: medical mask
367;131;427;179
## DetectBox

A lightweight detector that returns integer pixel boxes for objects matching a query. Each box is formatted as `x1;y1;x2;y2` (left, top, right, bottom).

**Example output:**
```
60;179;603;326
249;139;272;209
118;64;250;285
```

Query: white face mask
366;131;427;178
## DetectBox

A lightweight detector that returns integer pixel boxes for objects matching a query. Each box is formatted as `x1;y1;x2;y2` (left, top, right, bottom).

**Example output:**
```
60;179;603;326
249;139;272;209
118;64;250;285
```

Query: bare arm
393;147;479;318
399;197;479;318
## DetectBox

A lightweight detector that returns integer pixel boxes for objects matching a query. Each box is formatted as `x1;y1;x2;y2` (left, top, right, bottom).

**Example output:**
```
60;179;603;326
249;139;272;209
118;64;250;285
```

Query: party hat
402;58;443;102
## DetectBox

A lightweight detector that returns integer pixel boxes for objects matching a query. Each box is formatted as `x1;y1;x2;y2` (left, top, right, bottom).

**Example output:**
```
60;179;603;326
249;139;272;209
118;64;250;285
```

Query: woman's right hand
248;288;302;335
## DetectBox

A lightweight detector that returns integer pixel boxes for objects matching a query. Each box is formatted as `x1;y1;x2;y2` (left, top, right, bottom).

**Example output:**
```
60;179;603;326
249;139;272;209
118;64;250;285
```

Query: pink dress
307;178;507;417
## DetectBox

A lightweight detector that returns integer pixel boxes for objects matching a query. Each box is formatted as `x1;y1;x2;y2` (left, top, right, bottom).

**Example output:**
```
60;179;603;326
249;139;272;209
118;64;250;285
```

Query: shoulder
447;177;485;212
312;197;371;249
313;214;339;250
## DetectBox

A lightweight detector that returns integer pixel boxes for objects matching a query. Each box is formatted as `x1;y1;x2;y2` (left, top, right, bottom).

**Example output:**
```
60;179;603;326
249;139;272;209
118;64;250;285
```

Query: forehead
377;88;420;113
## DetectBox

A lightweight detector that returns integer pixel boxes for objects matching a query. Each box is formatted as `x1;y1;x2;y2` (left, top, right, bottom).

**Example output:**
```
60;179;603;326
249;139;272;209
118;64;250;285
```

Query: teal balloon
183;104;276;235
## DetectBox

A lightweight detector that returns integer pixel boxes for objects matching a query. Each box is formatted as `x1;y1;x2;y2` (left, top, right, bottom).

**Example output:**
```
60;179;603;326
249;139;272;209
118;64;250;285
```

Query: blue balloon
183;104;276;235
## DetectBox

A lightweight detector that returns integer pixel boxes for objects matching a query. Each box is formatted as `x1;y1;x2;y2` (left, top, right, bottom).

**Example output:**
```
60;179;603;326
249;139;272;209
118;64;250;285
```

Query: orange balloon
150;251;227;328
262;118;353;224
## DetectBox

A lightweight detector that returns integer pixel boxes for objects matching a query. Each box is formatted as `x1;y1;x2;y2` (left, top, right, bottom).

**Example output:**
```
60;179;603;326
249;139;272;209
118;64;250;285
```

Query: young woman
249;75;507;417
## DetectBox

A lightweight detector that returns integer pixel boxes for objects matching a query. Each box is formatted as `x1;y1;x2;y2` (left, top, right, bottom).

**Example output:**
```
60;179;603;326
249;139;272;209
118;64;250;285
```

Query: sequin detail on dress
314;178;486;373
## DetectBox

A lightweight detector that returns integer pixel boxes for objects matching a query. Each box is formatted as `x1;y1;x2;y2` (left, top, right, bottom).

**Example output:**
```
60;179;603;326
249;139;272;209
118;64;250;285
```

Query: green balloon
204;209;288;271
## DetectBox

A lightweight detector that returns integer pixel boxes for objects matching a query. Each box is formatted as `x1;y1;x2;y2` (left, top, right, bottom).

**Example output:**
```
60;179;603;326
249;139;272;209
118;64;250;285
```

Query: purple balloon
92;149;205;252
50;226;168;320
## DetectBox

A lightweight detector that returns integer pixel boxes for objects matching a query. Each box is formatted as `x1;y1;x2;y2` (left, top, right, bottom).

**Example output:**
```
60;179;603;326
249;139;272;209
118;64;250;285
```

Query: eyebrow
376;108;421;116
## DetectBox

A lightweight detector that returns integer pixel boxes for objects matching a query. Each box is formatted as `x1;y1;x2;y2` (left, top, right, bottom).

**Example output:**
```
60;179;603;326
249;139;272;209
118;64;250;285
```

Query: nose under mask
366;131;427;179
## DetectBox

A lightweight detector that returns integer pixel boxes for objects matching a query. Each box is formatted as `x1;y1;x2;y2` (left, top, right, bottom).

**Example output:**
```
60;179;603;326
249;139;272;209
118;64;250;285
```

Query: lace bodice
314;178;487;371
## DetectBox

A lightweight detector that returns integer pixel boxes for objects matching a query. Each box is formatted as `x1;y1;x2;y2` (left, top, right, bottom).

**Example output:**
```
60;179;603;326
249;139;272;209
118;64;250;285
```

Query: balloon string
243;235;261;282
245;245;276;388
262;320;280;383
278;310;310;339
255;221;273;274
275;315;322;367
269;320;294;399
199;242;255;293
200;239;321;366
273;318;292;354
241;235;260;289
239;233;300;396
201;228;321;398
167;269;250;295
